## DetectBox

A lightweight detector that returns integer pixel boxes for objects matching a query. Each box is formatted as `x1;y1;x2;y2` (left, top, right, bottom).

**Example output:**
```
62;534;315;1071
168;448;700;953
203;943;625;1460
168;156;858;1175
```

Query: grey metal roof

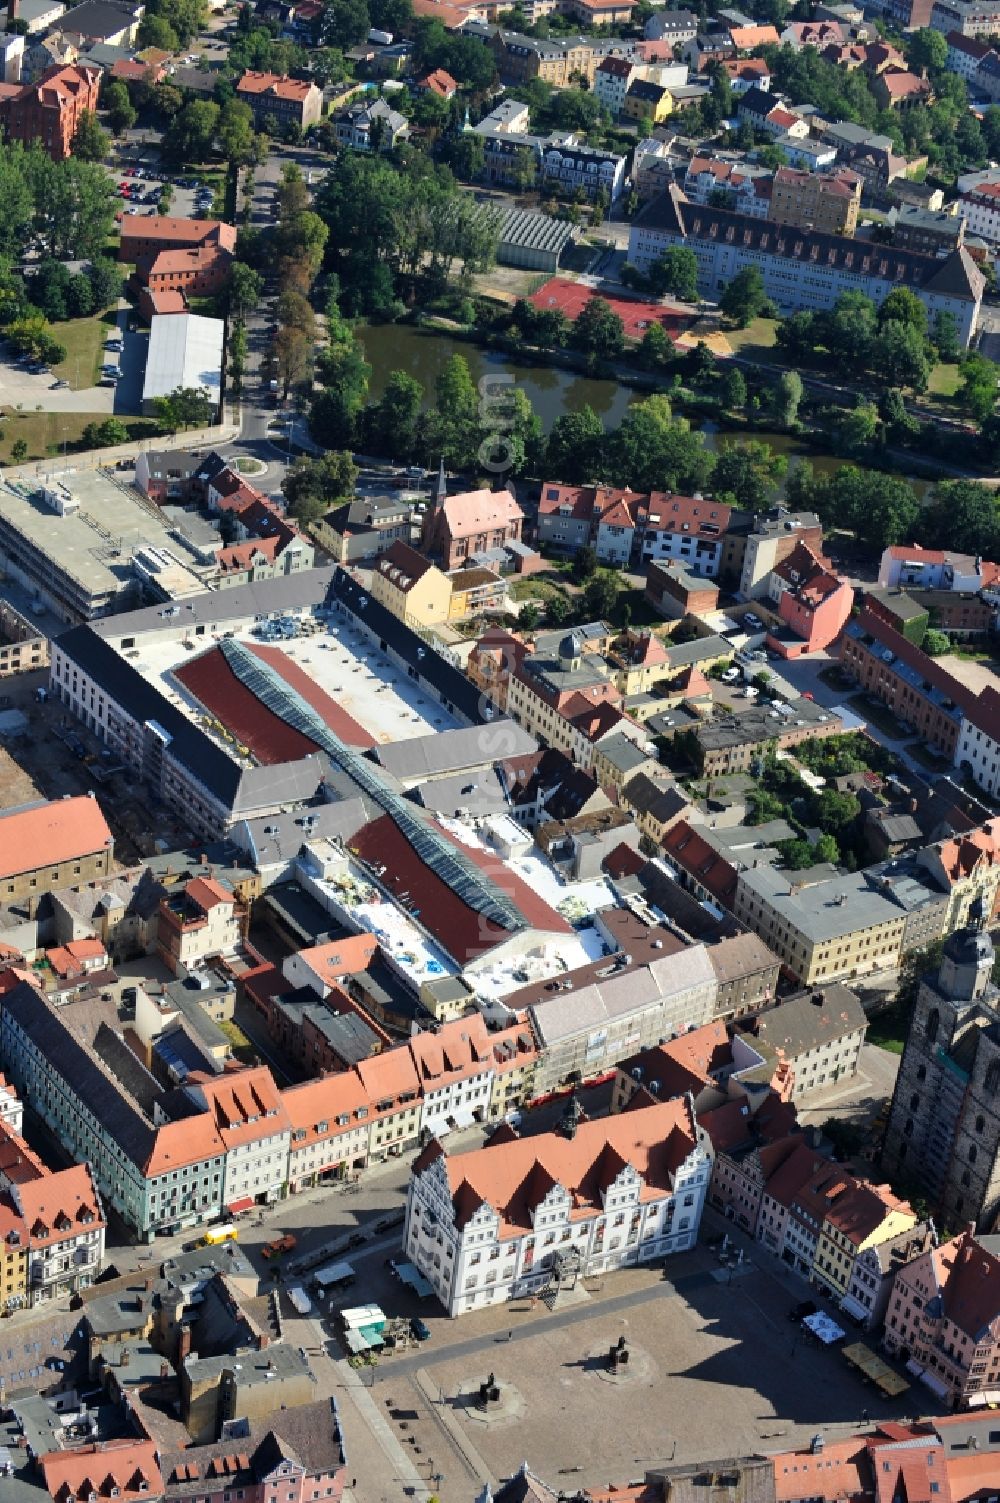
737;865;905;942
530;944;715;1046
478;204;577;259
413;767;508;818
370;720;535;782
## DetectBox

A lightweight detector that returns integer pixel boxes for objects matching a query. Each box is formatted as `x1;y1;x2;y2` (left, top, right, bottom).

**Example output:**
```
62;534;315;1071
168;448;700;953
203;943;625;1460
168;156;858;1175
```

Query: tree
365;370;424;459
71;110;109;162
923;628;951;655
821;291;878;368
10;438;27;463
153;385;215;431
103;78;137;136
425;353;480;470
711;441;785;509
138;10;179;47
637;321;672;371
906;25;948;74
931;309;960;363
772;369;803;428
719;266;772;328
226;261;263;319
879;285;929;337
163;100;220;164
82;417;128;447
570;296;625;365
321;0;371;48
822;1117;865;1162
875;320;930;393
87;258;124;310
608;394;713;494
218;99;256;163
958;352;999;422
282;451;358;521
835;401;880;455
572;545;598;583
582;569;619;621
646;245;699;302
918;480;998;555
545;406;603;484
66;273;95;318
720;368;747;411
440;132;485;181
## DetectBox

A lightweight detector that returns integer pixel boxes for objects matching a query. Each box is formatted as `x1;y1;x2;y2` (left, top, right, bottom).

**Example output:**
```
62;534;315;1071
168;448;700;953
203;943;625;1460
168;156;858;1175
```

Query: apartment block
733;865;909;985
768;166;862;236
235;70;323;129
629;187;985;347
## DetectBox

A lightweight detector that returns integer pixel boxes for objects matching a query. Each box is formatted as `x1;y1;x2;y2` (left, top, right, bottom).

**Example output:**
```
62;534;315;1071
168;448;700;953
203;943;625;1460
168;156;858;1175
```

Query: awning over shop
804;1312;846;1344
227;1197;254;1214
842;1343;910;1397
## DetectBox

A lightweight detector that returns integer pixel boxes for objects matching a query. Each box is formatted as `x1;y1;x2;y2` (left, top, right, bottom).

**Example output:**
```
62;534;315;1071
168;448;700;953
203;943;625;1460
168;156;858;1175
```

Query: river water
356;321;917;488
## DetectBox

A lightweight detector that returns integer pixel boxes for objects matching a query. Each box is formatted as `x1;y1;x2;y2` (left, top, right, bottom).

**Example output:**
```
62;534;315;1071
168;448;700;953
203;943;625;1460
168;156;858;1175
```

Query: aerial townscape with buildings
8;0;1000;1498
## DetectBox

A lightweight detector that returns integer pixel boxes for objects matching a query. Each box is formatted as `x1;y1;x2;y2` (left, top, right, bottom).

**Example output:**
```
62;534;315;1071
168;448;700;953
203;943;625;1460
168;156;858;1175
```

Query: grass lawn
218;1018;257;1066
926;362;961;400
52;312;118;389
510;577;570;604
723;316;779;359
0;410;158;463
866;999;908;1055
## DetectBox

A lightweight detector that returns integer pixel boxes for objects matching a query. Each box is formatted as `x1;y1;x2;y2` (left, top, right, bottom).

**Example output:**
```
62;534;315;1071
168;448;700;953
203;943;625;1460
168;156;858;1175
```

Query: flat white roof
142;314;224;407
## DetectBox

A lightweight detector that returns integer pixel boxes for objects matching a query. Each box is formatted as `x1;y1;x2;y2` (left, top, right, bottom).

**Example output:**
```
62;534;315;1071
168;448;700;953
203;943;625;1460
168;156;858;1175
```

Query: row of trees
776;287;961;398
0;141;118;263
313;151;497;314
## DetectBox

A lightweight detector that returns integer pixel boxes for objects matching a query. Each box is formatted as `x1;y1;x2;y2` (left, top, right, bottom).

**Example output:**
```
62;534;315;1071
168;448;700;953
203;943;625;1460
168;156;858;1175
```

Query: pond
356;322;930;495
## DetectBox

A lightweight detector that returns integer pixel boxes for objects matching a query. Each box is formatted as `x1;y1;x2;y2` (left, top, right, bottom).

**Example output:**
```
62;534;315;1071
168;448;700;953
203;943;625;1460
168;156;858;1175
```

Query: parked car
410;1316;431;1342
50;378;68;389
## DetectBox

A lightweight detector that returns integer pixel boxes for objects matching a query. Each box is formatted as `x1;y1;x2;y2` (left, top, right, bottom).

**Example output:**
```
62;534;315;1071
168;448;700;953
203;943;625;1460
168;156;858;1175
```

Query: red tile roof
18;1163;105;1249
660;820;739;905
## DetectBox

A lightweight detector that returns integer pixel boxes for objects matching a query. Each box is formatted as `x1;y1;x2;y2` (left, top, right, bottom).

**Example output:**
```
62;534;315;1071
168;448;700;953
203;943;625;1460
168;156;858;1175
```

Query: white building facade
403;1099;713;1316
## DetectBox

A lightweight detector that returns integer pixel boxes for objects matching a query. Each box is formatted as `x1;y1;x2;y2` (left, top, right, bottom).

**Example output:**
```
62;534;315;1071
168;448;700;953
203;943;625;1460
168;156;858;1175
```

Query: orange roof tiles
773;1437;867;1502
120;216;237;252
408;1014;493;1085
185;875;234;911
17;1163;104;1248
144;1114;226;1177
283;1072;370;1139
236;69;318;101
729;23;780;46
297;934;379;985
196;1066;292;1147
353;1046;422;1109
420;1097;698;1238
42;1440;164;1503
0;796;112;881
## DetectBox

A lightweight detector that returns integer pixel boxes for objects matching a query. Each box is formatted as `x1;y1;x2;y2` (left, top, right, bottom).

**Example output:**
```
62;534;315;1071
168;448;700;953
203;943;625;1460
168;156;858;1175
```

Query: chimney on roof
178;1325;192;1362
257;1333;270;1350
